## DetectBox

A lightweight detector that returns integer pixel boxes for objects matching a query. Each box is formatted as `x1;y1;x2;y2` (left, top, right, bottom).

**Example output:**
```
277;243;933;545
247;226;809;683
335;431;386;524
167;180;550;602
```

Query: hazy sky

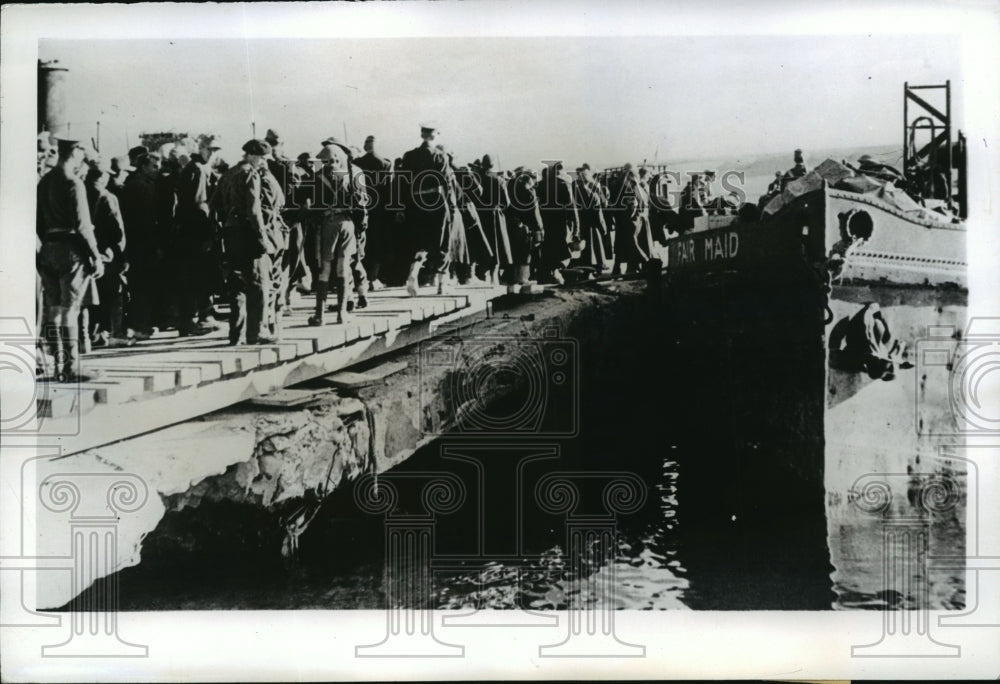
40;35;960;170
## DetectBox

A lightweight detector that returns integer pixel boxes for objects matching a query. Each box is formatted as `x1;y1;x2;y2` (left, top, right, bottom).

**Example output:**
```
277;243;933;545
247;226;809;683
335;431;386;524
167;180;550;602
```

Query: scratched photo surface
5;4;999;680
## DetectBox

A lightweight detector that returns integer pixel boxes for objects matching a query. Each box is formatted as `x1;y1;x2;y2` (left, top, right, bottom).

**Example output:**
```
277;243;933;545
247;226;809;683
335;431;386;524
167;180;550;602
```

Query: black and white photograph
2;2;999;681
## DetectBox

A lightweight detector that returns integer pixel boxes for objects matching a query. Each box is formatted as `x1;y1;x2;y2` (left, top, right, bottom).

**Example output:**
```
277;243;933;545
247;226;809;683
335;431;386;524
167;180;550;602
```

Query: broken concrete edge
33;280;644;609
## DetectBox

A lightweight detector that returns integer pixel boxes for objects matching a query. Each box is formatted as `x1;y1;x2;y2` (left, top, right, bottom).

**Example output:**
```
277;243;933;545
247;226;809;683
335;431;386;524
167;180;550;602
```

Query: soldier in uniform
321;137;369;310
767;171;783;195
783;149;808;185
120;152;160;339
127;145;148;170
573;163;610;272
536;161;579;284
36;139;105;381
436;146;472;286
505;167;543;286
213;139;280;345
612;165;651;275
155;143;183;330
292;151;319;292
399;123;453;295
470;154;512;285
174;135;225;337
264;129;305;316
107;156;134;198
354;135;393;291
260;144;289;338
84;164;129;347
308;143;367;326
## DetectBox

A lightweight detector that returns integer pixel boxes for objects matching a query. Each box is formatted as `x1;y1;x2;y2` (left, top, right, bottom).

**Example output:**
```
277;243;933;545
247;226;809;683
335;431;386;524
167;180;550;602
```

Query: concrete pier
36;284;505;456
34;278;645;610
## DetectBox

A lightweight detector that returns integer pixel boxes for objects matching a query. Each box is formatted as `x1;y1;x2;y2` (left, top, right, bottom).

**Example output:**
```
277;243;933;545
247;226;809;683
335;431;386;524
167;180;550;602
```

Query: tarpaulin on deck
762;158;937;219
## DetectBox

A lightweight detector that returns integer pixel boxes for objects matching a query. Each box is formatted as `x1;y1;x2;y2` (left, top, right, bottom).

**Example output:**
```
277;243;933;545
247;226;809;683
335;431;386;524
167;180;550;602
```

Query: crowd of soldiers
36;122;719;383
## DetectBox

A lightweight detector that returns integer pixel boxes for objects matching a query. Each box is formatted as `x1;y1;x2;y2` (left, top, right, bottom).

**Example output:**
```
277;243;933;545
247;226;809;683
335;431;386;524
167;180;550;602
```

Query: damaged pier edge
37;281;642;609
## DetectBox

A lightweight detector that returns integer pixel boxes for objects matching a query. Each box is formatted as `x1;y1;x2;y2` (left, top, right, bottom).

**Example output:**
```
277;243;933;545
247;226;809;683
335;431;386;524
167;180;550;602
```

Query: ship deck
35;284;507;456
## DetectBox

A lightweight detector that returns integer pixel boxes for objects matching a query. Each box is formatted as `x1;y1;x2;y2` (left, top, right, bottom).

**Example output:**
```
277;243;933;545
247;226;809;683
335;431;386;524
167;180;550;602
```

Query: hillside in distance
664;143;902;178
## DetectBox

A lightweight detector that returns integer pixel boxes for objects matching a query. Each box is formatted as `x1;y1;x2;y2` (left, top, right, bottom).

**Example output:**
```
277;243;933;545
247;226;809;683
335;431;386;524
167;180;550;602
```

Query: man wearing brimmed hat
354;134;393;291
317;137;370;311
212;138;280;344
36;138;106;381
399;122;454;294
306;142;368;326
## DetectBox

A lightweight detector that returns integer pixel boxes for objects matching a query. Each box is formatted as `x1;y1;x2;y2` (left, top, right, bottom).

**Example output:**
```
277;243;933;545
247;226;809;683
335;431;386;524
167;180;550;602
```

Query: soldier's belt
413;185;443;195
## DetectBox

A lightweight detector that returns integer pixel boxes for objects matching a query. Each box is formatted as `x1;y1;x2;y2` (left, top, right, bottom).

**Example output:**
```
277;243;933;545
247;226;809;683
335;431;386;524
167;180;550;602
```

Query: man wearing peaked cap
211;138;281;345
202;134;223;151
37;137;105;381
399;121;453;295
107;156;134;197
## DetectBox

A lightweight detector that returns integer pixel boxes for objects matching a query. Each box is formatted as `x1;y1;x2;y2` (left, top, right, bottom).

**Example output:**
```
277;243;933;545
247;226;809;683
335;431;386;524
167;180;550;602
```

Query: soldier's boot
42;319;62;380
405;252;426;297
435;273;445;295
79;309;93;354
59;325;82;383
308;280;327;327
355;283;368;310
336;277;353;325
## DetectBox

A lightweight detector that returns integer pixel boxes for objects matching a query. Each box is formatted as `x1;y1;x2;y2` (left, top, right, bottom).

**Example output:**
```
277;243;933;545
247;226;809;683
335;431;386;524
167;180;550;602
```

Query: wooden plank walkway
36;284;507;456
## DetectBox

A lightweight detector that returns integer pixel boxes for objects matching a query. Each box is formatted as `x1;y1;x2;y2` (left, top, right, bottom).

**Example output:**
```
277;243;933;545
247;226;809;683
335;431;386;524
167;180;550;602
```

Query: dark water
75;280;963;611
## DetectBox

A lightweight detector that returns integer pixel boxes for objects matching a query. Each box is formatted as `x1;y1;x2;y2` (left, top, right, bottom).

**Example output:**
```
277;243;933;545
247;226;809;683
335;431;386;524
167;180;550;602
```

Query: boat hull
661;185;968;492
